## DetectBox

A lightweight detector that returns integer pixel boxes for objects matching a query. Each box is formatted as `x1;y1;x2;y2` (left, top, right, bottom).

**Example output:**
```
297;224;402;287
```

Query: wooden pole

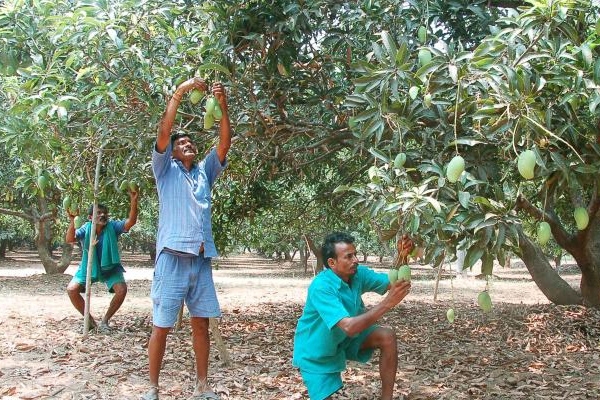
83;145;104;337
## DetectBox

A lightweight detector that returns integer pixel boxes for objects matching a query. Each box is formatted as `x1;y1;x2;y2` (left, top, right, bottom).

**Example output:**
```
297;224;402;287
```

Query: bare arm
336;280;411;337
212;82;232;163
65;210;78;244
156;77;209;153
123;188;139;232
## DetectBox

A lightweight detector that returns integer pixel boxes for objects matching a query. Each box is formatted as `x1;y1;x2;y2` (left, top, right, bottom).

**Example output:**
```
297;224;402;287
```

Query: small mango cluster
189;89;223;130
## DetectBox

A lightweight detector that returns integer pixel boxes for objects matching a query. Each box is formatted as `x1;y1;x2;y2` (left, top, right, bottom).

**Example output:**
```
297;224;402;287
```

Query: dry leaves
0;254;599;399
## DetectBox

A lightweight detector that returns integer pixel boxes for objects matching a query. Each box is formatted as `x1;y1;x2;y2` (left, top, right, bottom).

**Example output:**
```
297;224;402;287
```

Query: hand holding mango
177;77;209;97
383;280;411;309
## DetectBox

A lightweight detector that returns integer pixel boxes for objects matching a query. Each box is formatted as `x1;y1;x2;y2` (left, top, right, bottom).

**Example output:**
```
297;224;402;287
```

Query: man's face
172;136;198;162
89;208;109;227
328;242;359;283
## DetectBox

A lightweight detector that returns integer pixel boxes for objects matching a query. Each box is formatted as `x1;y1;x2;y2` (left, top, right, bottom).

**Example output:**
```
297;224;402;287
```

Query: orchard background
1;0;600;398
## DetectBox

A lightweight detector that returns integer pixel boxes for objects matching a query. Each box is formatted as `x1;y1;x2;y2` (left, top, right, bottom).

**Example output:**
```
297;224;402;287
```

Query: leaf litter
0;254;599;399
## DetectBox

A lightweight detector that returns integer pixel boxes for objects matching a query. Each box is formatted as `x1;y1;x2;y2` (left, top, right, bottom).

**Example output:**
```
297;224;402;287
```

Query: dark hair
321;232;355;268
87;204;108;217
170;132;191;146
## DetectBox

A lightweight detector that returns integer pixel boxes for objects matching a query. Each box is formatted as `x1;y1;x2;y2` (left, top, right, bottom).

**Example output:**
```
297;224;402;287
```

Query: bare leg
66;281;97;327
148;326;170;388
103;282;127;325
360;327;398;400
190;317;211;392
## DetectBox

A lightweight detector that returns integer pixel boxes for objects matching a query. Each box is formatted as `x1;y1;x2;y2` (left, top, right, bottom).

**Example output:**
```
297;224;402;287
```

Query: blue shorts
300;325;378;399
151;251;221;328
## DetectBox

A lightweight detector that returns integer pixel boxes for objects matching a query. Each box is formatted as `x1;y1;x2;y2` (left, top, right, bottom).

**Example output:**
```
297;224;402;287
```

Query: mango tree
342;0;600;305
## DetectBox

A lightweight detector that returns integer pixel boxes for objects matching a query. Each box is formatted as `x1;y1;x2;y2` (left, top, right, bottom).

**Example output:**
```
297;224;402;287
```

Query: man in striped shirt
142;77;231;400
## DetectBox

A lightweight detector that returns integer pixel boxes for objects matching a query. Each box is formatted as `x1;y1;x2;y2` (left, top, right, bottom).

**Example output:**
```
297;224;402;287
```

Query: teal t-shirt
292;265;389;373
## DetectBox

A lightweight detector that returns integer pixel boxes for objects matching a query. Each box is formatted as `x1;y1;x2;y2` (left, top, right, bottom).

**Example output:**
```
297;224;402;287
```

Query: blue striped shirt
152;143;226;258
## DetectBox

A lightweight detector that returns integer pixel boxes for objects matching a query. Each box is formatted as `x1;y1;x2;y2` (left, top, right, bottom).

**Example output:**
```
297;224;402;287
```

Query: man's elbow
337;319;361;337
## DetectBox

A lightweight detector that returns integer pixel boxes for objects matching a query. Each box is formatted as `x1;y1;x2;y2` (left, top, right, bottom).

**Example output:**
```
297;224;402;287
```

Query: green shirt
292;265;389;373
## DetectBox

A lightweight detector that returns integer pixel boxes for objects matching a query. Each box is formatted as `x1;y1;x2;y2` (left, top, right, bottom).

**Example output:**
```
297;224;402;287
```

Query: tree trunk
34;202;73;274
300;242;308;272
0;240;7;258
304;234;323;272
518;231;583;305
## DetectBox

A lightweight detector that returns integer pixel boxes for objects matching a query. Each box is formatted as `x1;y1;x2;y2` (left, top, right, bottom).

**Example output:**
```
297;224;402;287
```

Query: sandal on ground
98;321;112;333
188;391;219;400
140;386;159;400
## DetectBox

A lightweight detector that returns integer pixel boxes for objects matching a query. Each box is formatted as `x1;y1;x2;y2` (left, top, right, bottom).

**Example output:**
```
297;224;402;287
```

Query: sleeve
152;141;172;179
111;220;127;235
201;148;227;187
74;225;86;241
310;282;350;330
358;266;390;295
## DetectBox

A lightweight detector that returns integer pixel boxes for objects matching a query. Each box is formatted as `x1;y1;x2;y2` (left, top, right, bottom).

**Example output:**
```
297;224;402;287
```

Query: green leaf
380;30;397;59
464;245;484;270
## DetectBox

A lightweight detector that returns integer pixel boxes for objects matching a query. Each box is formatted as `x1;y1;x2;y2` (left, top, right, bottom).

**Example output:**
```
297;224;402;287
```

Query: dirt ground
0;250;599;400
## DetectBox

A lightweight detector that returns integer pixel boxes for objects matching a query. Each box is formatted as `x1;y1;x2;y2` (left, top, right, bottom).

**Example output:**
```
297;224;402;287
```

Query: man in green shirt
292;232;412;400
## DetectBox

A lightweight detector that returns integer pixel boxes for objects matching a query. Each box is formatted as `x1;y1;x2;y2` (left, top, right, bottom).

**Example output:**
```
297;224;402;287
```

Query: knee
112;283;128;297
151;326;170;341
379;327;397;350
66;283;81;297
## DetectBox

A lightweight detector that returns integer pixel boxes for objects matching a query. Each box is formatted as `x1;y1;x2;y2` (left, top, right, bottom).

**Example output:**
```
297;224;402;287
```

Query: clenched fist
396;233;414;266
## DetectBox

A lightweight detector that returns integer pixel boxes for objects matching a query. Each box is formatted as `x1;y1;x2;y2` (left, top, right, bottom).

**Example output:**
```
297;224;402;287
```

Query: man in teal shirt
293;232;412;400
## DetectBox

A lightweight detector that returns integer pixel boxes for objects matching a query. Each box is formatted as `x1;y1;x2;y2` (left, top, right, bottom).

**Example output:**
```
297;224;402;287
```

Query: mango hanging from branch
446;155;465;183
517;150;536;180
574;207;589;230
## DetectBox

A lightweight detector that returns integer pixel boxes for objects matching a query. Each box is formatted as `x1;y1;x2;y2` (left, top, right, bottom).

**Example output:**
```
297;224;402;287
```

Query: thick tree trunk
34;205;73;274
518;231;583;305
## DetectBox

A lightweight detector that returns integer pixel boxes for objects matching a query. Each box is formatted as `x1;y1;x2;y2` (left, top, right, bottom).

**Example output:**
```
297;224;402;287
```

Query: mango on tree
189;88;204;105
574;207;589;230
517;150;536;180
408;86;419;100
537;221;551;245
446;155;465;183
205;97;217;115
394;152;407;168
74;215;84;228
204;113;215;130
418;48;432;66
388;268;398;283
477;291;492;313
119;180;130;192
62;196;72;211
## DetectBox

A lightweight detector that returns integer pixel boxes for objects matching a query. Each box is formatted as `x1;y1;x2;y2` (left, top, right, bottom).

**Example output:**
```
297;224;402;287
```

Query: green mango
213;103;223;120
477;291;492;313
574;207;589;230
446;155;465;183
397;265;411;282
189;89;204;105
205;97;217;115
418;48;432;67
388;268;398;284
446;308;455;323
537;221;551;245
517;150;536;180
119;180;130;192
204;113;215;130
408;86;419;100
62;196;72;210
394;152;407;168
